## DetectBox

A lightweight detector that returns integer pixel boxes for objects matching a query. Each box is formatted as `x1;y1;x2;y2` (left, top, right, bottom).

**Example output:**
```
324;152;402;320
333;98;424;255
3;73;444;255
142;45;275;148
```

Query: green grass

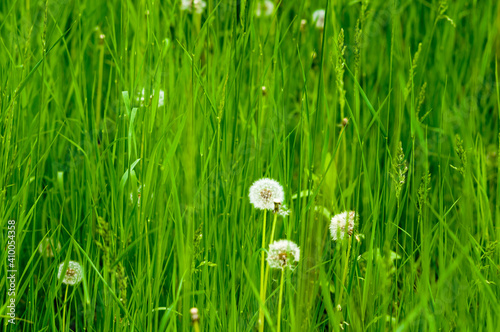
1;0;500;330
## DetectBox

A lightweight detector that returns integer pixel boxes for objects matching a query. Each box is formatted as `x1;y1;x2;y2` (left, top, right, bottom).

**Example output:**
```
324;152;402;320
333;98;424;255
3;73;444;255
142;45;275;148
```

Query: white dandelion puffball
180;0;207;14
312;9;325;29
156;90;165;107
300;19;307;31
138;88;165;107
255;0;274;17
330;211;358;241
57;261;84;286
267;240;300;270
249;178;285;210
38;238;61;258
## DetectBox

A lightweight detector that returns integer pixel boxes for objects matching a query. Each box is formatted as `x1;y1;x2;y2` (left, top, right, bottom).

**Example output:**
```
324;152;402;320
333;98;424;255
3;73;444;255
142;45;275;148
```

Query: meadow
1;0;500;331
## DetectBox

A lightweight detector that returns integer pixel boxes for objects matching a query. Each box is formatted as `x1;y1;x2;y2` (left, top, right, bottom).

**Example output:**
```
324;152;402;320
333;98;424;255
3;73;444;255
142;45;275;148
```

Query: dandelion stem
277;267;285;332
269;211;278;244
62;284;69;331
337;235;352;310
191;307;200;332
261;211;279;325
258;212;267;332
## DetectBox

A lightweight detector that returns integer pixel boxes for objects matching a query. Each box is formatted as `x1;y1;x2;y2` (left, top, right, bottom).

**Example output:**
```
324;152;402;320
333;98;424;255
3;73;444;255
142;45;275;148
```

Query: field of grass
1;0;500;331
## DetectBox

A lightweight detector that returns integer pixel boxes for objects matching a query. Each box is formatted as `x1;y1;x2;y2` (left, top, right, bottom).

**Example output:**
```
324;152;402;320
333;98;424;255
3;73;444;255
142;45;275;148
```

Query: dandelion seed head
267;240;300;270
340;321;349;329
341;117;349;127
129;184;144;206
355;233;365;243
261;86;267;96
58;261;83;286
279;205;290;217
249;178;285;210
300;19;307;31
312;9;325;29
38;238;61;258
330;211;357;241
255;0;274;17
180;0;206;14
138;88;165;107
157;90;165;107
190;307;200;322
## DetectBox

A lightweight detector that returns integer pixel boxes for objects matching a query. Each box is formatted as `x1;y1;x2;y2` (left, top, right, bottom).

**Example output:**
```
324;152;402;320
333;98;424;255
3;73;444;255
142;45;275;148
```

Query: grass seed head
391;142;408;201
453;134;467;176
116;262;128;305
336;29;347;113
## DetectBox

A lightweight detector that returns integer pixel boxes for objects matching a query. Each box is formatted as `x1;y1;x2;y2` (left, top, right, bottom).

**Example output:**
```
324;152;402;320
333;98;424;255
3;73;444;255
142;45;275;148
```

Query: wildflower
267;240;300;270
255;0;274;17
330;211;357;241
249;178;285;211
312;9;325;29
38;238;61;257
180;0;206;14
57;261;84;286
